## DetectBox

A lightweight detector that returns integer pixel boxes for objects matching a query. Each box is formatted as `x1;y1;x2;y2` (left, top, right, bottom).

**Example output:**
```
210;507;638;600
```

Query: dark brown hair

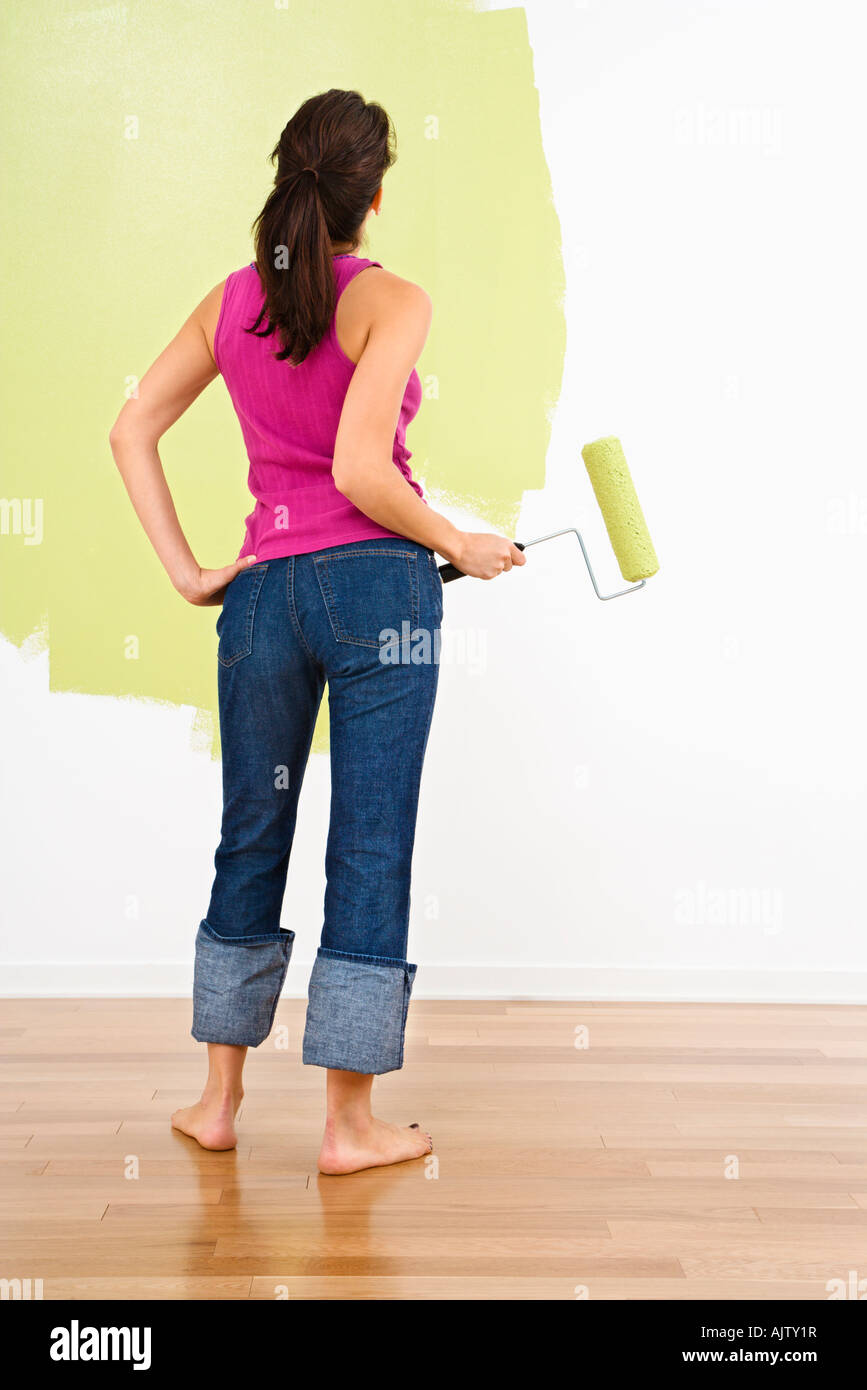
246;89;396;367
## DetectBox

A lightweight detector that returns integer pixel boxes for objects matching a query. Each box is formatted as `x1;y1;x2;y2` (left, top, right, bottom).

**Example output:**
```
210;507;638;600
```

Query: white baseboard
2;960;865;1003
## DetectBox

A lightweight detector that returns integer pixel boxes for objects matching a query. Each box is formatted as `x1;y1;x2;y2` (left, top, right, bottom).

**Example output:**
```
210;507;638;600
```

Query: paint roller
437;435;659;600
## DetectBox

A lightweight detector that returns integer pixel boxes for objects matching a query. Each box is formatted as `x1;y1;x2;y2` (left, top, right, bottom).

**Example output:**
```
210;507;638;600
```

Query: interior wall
2;0;865;1000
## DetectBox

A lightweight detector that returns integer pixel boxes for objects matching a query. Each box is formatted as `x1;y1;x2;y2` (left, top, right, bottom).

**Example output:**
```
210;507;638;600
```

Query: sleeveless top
213;254;425;560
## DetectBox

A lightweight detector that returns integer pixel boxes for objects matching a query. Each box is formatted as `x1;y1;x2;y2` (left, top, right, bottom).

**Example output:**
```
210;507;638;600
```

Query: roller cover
581;436;659;582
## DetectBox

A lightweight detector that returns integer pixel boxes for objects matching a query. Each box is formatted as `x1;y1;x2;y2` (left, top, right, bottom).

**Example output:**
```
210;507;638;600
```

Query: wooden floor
1;998;866;1300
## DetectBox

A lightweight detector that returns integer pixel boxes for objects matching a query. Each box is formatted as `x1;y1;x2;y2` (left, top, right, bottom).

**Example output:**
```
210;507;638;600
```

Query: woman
109;88;525;1175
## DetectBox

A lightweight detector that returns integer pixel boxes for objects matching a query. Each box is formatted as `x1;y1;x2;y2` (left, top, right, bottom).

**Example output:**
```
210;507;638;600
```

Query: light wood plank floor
1;999;866;1300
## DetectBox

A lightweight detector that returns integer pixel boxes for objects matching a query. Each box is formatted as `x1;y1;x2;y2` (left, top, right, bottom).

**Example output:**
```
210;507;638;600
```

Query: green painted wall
0;0;564;754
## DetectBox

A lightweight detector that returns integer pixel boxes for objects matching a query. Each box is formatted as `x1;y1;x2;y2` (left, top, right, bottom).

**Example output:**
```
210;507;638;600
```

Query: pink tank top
214;255;425;560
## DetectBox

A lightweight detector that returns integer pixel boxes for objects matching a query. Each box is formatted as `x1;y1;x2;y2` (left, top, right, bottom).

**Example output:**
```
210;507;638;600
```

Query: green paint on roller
581;437;659;583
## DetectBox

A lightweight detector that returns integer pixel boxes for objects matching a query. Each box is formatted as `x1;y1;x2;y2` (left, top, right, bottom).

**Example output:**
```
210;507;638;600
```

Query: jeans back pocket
314;548;420;649
217;563;269;667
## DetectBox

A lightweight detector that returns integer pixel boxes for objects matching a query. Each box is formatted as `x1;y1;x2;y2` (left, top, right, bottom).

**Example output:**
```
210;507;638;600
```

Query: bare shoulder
352;264;432;317
194;278;228;321
194;278;229;360
337;264;431;365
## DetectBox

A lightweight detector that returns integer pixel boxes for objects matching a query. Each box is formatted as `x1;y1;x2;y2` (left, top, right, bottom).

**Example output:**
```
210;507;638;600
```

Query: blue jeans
191;538;442;1073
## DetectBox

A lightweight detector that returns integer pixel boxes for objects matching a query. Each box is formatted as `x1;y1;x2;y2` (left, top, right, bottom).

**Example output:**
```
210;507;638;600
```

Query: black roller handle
438;541;526;583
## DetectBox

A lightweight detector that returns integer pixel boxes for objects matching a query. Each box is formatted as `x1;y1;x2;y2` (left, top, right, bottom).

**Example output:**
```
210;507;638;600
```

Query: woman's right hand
177;555;260;606
450;532;527;580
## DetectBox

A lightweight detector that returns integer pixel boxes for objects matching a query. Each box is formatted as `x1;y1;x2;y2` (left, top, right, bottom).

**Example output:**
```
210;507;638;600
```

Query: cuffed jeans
191;538;442;1074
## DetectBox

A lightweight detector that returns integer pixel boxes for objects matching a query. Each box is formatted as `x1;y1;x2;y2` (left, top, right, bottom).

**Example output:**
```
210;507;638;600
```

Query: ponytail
246;90;396;367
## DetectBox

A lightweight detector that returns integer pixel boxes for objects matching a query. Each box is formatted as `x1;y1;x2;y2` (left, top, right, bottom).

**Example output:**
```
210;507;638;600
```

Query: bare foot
318;1116;433;1175
171;1088;242;1151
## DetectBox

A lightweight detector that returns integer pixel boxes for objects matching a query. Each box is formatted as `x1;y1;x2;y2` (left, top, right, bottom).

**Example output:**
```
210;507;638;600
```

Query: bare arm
332;278;525;580
108;283;258;605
